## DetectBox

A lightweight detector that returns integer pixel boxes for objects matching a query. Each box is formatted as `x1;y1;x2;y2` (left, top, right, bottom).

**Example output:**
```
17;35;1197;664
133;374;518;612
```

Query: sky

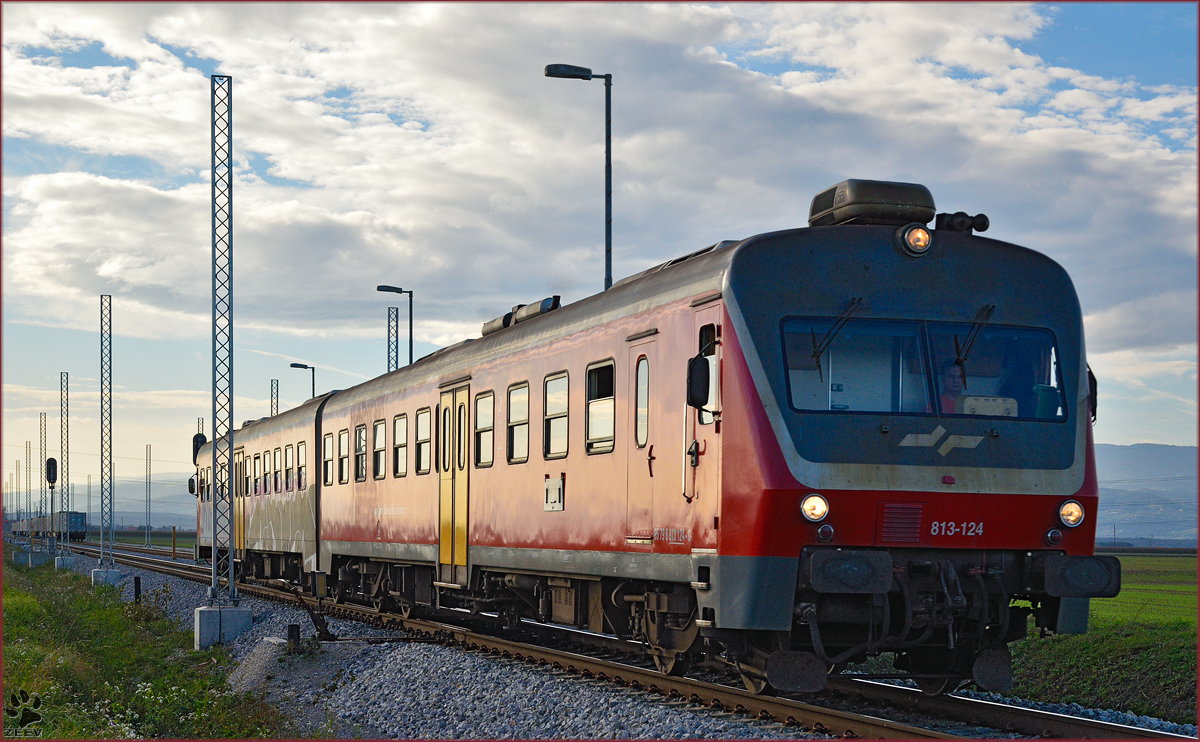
2;2;1197;521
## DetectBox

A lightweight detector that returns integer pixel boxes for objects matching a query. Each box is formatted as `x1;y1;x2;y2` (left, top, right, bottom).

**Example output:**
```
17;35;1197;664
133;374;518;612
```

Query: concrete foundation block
91;569;123;586
17;551;54;567
54;556;78;570
194;606;253;650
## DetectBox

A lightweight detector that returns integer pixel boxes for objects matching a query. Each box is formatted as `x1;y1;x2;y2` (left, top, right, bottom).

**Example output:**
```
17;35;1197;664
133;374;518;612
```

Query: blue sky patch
244;151;313;188
1025;3;1198;89
23;40;135;70
154;39;223;78
2;137;195;188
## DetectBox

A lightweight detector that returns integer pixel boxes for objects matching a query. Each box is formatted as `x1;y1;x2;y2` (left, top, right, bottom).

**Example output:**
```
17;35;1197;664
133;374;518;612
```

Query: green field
1091;554;1196;625
86;530;196;550
1010;554;1197;724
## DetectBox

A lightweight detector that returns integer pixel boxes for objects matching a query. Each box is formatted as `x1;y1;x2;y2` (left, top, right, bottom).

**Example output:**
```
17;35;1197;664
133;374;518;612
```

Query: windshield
928;324;1064;420
782;318;1066;420
783;318;932;414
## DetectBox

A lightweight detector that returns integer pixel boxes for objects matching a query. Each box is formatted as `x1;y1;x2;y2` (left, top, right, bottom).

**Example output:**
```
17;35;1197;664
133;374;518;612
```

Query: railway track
59;540;1191;740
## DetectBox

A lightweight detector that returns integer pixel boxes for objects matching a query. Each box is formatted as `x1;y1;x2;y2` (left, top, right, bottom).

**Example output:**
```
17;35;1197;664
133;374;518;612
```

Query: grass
1;544;293;738
1091;554;1196;625
1008;554;1197;724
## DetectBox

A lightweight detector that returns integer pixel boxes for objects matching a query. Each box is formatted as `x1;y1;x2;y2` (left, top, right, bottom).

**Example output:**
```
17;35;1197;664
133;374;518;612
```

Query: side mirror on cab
686;354;710;410
188;476;197;496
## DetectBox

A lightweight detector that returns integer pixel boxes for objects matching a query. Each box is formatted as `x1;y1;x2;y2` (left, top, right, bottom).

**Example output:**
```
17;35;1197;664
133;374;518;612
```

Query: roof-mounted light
896;223;932;257
808;179;935;227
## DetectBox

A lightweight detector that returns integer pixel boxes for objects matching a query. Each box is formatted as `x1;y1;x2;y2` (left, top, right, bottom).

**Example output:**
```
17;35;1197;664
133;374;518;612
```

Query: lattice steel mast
100;295;114;568
388;306;399;372
271;379;279;416
210;74;238;604
25;441;31;540
60;372;70;553
39;413;46;523
145;444;152;546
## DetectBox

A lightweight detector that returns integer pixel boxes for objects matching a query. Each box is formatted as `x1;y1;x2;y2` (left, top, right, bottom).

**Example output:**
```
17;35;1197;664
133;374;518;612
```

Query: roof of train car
318;233;756;417
197;232;750;453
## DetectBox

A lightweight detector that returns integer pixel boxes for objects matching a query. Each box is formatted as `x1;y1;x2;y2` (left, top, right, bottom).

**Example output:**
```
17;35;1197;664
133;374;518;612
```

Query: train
12;511;87;541
194;179;1120;695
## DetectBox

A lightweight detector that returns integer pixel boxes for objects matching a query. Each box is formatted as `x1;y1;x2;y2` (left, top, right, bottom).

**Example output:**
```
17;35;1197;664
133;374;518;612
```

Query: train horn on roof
481;296;561;337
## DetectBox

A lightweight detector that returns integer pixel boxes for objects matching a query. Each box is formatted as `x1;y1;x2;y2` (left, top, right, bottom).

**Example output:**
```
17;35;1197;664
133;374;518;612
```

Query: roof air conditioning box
808;179;935;227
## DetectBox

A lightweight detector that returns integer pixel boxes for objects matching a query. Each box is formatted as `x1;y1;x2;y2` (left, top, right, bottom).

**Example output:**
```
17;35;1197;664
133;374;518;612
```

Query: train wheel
395;598;413;620
914;676;958;696
740;672;770;695
651;649;692;676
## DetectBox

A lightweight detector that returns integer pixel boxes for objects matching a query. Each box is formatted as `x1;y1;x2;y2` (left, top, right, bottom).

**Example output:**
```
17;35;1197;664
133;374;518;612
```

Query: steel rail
58;540;1191;740
824;678;1194;740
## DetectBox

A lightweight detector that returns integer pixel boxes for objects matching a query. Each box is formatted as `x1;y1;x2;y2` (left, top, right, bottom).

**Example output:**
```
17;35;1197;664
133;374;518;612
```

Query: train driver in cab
939;361;964;414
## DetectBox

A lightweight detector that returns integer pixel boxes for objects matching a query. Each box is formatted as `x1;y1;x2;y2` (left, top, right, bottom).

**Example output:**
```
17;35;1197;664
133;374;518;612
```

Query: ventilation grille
881;502;924;543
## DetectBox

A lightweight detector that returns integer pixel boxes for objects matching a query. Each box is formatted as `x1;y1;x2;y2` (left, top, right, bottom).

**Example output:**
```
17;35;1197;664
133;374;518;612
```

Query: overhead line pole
100;295;114;568
61;372;70;554
210;74;238;605
145;444;152;546
39;413;46;548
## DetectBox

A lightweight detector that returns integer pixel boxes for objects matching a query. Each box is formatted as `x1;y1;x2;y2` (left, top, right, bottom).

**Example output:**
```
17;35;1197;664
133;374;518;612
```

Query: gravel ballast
55;548;1198;739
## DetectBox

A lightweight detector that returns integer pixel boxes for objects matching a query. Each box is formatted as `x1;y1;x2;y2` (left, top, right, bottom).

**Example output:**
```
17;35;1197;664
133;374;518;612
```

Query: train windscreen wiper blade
810;297;863;382
952;304;996;389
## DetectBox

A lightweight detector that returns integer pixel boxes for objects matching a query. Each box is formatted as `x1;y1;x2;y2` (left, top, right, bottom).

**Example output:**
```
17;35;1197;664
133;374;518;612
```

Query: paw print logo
4;689;42;730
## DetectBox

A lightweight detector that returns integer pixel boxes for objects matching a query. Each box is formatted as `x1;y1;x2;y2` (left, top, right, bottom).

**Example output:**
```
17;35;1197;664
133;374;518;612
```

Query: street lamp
545;63;613;291
376;285;413;367
290;363;316;399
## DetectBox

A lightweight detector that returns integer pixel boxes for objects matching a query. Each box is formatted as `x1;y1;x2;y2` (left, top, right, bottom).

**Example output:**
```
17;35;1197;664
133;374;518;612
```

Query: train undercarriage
212;545;1108;696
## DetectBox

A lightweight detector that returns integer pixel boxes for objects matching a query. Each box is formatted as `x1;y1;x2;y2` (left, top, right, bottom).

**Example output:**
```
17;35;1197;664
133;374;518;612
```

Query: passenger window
458;402;468;471
207;467;212;501
698;324;718;425
441;405;452;473
415;408;432;475
338;429;349;484
586;362;615;454
253;455;261;495
544;374;568;459
475;392;494;468
285;445;294;491
242;454;250;497
263;450;271;493
273;448;282;492
635;357;649;447
373;420;386;479
393;415;408;477
354;424;368;482
297;441;307;490
507;384;529;464
322;433;334;486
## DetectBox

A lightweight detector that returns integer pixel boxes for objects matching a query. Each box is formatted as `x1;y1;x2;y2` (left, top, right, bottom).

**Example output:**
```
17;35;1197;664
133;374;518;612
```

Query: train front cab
706;196;1120;695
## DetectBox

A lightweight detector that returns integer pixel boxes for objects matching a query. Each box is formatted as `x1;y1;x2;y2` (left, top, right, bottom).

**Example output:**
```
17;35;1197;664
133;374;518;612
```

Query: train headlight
801;494;829;522
896;223;932;257
1058;500;1084;528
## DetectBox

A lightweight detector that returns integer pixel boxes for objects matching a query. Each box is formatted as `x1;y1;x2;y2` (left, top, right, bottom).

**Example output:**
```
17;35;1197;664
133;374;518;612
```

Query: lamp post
376;285;413;367
545;63;613;291
290;363;315;399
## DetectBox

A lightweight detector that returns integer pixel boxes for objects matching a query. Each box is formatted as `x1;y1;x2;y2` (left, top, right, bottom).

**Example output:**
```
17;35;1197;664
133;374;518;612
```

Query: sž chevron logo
4;690;43;738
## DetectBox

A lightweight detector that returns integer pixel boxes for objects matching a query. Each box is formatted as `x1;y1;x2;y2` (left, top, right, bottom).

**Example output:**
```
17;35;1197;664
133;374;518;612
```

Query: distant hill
1095;443;1196;545
1095;443;1197;485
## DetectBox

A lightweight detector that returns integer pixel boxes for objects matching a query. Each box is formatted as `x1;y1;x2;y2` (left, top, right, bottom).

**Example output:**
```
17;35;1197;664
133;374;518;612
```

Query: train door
686;306;722;513
438;384;471;586
626;339;657;545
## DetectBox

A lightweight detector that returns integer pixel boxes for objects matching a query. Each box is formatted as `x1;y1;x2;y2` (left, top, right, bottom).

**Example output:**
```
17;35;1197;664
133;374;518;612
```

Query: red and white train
194;179;1119;694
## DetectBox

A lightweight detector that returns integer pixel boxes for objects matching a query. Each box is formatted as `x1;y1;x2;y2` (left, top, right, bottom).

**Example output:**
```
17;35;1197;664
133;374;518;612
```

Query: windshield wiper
810;297;863;382
952;304;996;389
